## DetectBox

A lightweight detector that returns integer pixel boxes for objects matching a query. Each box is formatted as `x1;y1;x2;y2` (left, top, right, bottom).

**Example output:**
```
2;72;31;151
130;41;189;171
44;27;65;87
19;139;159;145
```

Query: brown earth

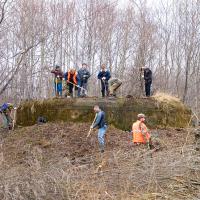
0;122;200;200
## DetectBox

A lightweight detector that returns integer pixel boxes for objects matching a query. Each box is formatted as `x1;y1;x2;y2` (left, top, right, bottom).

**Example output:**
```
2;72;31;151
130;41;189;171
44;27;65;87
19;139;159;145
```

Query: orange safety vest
132;120;150;144
67;72;77;84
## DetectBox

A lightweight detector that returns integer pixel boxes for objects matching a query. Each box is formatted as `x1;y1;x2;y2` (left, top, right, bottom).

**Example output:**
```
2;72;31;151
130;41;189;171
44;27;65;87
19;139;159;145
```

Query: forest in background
0;0;199;116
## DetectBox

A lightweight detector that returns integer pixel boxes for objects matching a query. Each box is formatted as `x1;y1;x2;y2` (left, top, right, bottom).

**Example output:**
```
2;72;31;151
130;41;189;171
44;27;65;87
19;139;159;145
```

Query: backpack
37;116;47;124
0;103;9;113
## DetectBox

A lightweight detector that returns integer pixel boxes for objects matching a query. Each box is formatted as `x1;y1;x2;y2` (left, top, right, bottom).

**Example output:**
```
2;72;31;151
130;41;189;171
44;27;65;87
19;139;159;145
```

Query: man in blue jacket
77;63;91;97
97;64;111;97
90;105;107;153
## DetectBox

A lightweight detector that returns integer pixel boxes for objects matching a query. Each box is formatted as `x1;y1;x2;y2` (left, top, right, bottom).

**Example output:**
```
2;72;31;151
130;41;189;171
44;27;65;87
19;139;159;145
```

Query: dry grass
153;92;184;108
0;122;199;199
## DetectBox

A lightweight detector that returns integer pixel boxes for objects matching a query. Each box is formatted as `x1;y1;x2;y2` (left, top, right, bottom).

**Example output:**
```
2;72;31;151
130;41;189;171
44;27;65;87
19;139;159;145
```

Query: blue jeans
98;125;107;150
1;113;12;129
54;82;62;96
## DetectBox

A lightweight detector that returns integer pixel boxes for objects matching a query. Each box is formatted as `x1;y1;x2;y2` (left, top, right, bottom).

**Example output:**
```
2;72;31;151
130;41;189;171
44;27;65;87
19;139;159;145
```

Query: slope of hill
0;122;199;200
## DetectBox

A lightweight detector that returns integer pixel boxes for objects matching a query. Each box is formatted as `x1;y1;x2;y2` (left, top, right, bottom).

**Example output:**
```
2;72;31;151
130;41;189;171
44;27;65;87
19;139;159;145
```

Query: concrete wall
16;97;191;130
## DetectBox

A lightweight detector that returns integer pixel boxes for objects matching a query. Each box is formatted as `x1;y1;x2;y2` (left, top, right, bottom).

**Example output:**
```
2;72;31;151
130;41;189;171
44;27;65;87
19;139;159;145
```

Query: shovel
87;114;97;138
12;107;17;131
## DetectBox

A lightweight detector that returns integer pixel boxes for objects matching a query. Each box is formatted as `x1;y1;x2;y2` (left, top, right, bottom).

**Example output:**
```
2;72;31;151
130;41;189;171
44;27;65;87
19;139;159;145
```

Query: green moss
16;97;191;130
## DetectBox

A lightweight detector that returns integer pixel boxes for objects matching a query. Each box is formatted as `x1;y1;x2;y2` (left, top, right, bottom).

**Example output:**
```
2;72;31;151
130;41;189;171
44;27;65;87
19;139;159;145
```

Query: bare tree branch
0;0;8;25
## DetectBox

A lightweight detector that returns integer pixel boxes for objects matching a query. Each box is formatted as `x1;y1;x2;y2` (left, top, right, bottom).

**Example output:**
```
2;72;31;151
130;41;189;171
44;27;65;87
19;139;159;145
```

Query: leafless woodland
0;0;199;115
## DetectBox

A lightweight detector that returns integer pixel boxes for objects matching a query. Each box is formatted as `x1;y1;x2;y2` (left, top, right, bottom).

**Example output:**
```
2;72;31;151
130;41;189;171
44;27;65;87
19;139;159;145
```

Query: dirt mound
0;122;199;199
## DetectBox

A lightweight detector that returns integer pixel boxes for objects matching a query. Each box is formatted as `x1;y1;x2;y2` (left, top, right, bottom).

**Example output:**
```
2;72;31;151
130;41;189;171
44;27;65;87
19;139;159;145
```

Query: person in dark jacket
97;64;111;97
77;63;90;97
90;105;107;153
51;65;64;97
143;68;152;97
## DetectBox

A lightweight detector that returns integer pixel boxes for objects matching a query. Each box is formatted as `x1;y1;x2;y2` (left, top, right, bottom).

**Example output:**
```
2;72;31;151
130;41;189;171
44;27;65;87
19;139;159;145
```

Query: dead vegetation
153;92;185;109
0;122;199;199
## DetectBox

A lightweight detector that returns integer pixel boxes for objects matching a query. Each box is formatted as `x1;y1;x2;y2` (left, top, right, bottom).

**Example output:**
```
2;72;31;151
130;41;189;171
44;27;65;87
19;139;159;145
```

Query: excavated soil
0;122;200;200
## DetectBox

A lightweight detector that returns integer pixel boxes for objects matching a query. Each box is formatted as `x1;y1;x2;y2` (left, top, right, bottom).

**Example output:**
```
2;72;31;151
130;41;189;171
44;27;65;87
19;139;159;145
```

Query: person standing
108;78;122;98
65;69;78;98
77;63;91;97
0;103;14;130
132;113;151;148
51;65;64;98
89;105;107;153
143;68;152;97
97;64;111;97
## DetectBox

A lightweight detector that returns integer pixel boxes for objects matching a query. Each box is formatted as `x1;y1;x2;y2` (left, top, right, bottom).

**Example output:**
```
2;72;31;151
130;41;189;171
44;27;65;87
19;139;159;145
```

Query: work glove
102;77;106;80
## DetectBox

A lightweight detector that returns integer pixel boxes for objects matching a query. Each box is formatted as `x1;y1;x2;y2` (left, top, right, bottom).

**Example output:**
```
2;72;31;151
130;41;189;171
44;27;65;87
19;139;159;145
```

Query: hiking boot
99;144;105;153
101;91;105;97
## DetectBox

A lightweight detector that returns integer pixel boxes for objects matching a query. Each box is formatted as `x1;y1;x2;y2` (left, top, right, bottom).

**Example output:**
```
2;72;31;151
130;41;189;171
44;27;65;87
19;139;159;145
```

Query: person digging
64;69;78;98
108;78;122;98
132;113;152;149
87;105;107;153
0;103;15;130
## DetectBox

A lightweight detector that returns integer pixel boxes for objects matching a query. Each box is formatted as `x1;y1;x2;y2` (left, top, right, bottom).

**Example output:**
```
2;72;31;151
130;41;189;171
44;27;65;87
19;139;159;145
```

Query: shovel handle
87;129;92;137
12;108;17;131
87;114;97;137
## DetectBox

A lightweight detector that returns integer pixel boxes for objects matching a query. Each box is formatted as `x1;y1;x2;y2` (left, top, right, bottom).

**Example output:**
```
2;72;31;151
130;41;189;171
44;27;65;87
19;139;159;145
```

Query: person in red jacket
51;65;64;97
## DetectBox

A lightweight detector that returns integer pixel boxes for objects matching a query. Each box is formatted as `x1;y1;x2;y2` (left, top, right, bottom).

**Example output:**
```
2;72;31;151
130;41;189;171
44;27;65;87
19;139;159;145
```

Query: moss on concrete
16;97;191;130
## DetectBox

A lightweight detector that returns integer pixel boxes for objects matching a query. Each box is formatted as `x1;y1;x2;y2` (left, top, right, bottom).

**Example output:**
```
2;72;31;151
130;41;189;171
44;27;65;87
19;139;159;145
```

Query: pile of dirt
0;122;199;199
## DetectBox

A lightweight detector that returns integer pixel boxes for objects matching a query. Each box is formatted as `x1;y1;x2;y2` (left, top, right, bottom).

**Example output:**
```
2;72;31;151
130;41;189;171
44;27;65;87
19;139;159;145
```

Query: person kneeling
132;113;151;148
108;78;122;98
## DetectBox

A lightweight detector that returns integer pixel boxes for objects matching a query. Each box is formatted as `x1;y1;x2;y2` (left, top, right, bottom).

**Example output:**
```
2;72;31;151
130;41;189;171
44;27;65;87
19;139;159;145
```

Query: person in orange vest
132;113;151;148
64;69;78;97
